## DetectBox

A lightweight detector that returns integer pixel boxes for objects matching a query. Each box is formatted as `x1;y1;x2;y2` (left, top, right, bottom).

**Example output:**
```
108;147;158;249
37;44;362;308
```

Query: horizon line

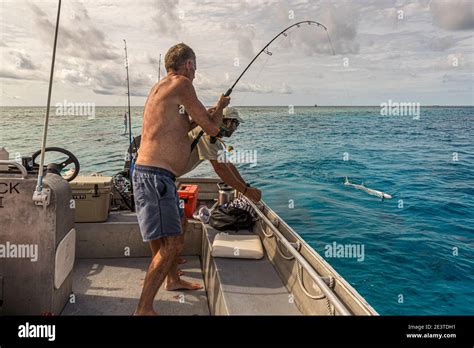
1;105;473;108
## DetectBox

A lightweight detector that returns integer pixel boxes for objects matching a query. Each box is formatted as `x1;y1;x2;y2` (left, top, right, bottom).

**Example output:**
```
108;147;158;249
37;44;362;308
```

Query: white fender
54;228;76;289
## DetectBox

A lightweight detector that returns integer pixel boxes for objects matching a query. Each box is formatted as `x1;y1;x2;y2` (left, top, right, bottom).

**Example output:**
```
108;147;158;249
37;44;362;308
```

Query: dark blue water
1;106;473;314
236;106;474;315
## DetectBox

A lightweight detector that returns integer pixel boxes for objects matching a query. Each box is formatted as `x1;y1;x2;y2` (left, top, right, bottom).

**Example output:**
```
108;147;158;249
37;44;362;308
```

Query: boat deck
62;256;210;315
0;173;377;316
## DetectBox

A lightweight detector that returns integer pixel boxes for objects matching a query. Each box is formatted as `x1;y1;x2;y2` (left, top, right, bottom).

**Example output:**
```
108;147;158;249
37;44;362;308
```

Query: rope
296;262;336;315
251;202;274;238
296;262;326;300
326;276;336;315
246;195;342;315
326;297;336;316
260;219;274;238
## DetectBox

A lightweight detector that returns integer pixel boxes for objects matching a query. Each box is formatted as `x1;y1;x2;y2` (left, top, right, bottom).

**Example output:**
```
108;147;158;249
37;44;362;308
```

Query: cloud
0;50;44;81
194;71;227;91
427;35;456;51
280;82;293;94
92;88;117;96
29;1;121;61
219;22;257;60
235;81;293;94
194;70;293;95
1;0;472;106
87;62;155;97
9;50;39;70
268;2;360;56
0;90;23;100
0;68;41;81
129;51;160;67
152;0;183;38
24;1;140;96
441;73;473;84
57;68;92;86
316;3;360;55
430;0;474;30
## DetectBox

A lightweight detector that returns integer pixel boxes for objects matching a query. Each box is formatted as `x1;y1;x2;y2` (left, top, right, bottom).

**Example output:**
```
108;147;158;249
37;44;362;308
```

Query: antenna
33;0;62;205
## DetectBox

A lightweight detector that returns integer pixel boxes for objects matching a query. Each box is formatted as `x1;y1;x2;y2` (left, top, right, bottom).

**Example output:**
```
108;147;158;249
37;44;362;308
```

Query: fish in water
344;177;393;200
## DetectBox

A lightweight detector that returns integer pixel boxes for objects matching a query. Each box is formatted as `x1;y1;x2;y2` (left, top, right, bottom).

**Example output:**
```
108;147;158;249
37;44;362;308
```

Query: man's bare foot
178;257;187;264
133;309;158;316
165;279;203;291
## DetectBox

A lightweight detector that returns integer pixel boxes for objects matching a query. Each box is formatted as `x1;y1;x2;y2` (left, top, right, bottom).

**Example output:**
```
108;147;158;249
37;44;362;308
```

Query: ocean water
1;106;473;315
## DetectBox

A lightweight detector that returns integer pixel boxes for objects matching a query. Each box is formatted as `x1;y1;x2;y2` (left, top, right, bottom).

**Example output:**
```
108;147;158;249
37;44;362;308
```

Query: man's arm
178;78;229;136
188;106;217;131
210;160;247;193
210;160;261;202
188;119;199;131
227;162;247;183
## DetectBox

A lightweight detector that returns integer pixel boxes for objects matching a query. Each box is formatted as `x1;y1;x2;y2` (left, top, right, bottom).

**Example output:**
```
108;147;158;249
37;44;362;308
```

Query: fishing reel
124;135;141;172
210;125;232;144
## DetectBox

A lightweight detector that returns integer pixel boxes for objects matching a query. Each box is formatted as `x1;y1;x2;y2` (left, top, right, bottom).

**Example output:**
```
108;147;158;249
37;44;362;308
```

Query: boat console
0;153;76;315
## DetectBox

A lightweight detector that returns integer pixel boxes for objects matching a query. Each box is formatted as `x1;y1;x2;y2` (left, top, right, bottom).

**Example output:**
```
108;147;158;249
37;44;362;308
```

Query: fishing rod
123;39;137;210
33;0;61;205
190;20;334;151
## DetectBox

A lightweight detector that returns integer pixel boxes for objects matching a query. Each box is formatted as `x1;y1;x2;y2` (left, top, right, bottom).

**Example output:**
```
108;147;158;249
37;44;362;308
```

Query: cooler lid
70;176;113;188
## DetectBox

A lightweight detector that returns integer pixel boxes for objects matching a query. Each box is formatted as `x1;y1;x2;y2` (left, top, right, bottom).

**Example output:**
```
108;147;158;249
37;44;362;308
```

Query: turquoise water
1;106;473;315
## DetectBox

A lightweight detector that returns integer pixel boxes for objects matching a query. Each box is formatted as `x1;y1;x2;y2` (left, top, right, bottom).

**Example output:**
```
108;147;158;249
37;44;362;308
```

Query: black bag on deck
209;204;255;231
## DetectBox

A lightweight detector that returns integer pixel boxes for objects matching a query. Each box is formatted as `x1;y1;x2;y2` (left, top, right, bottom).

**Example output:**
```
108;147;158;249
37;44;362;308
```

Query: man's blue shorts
132;164;184;242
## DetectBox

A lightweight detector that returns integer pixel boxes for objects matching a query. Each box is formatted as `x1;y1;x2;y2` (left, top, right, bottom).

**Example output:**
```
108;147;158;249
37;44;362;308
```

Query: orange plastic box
177;184;199;218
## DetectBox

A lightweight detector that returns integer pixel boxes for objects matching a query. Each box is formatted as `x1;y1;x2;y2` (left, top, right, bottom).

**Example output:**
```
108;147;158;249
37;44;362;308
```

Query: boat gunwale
256;199;379;315
178;177;378;315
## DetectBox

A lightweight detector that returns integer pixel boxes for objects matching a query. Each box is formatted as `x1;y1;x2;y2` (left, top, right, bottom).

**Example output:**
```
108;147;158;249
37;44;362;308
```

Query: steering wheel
31;147;80;182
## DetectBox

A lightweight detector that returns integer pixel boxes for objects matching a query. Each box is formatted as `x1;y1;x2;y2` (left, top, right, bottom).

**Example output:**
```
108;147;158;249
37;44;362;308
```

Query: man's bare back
137;74;229;176
137;75;193;175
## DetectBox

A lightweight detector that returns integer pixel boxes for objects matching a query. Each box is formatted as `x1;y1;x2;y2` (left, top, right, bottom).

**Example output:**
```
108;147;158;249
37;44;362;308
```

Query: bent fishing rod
190;20;334;151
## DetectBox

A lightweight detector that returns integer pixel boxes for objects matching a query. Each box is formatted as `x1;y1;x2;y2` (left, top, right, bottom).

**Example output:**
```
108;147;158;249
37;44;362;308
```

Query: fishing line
238;23;304;106
326;31;353;107
190;20;334;151
236;47;272;110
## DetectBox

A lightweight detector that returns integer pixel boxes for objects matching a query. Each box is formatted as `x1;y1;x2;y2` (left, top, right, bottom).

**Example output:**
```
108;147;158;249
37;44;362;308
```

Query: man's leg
177;217;187;264
149;238;161;256
134;235;181;315
165;217;202;291
149;230;184;277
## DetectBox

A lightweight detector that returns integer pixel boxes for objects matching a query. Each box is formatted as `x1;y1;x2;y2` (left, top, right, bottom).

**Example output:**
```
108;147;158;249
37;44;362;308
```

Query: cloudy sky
0;0;473;106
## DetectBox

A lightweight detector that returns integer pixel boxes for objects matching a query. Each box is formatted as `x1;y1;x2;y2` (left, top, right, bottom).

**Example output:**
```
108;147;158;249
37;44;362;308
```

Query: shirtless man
133;43;230;315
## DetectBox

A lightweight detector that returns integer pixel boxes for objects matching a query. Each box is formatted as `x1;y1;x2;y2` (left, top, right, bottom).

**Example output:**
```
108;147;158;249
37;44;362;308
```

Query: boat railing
0;160;28;178
241;195;352;316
